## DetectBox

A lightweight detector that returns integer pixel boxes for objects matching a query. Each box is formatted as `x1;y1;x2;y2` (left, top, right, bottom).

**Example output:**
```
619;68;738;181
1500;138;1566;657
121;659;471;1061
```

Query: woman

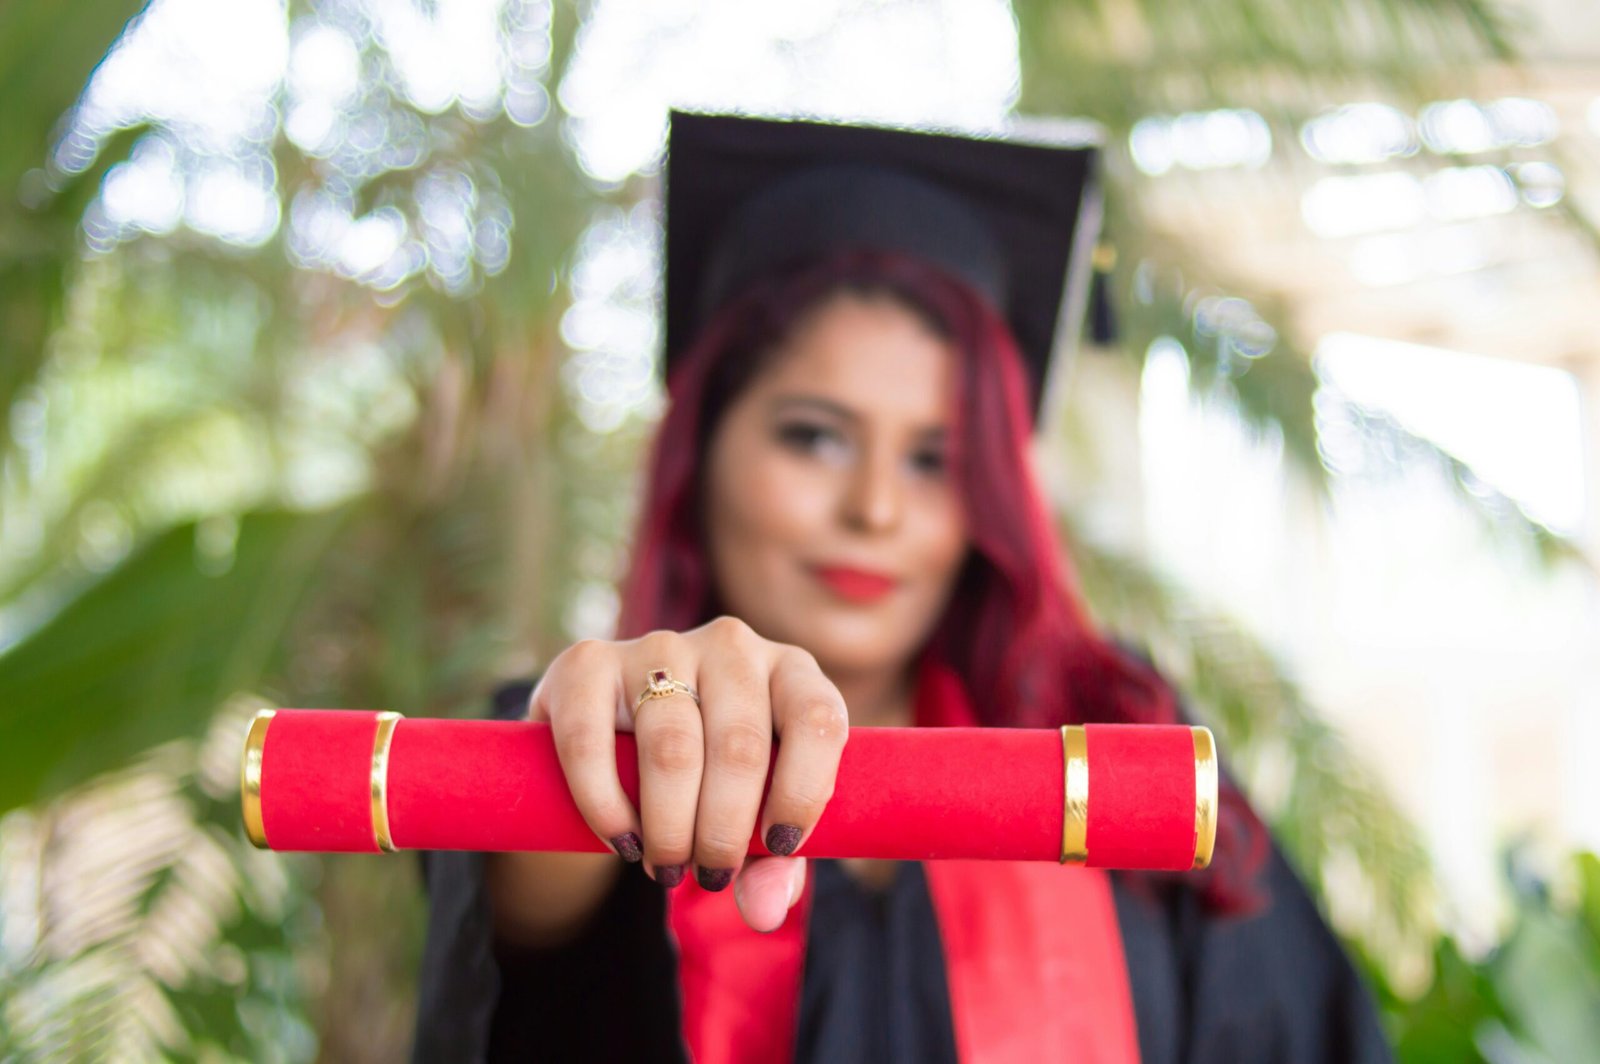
412;112;1394;1063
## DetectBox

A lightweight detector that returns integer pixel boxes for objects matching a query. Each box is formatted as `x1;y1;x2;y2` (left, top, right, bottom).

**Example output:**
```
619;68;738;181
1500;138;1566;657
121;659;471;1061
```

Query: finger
627;631;704;887
691;629;774;891
537;640;643;863
761;647;849;857
733;856;806;933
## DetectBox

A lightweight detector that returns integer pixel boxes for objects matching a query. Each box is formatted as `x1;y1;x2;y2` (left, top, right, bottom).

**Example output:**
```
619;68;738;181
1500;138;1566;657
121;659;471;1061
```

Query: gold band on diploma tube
242;710;275;850
1191;726;1218;870
370;712;403;853
1060;725;1089;864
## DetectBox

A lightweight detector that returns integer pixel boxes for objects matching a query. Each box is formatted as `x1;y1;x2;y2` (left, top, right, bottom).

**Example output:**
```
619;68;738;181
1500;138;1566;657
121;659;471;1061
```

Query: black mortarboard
663;110;1110;425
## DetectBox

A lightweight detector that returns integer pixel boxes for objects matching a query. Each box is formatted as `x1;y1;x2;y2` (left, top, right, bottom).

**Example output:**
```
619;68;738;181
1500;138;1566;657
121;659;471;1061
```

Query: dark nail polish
765;824;803;856
696;866;734;892
610;832;643;863
655;863;686;889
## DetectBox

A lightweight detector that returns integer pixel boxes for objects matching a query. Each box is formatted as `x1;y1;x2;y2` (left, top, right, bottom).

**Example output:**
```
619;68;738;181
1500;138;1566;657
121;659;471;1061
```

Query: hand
527;615;849;933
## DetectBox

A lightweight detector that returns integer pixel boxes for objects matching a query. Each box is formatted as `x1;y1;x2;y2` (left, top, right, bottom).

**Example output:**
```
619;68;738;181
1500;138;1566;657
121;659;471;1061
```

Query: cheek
910;491;969;585
710;444;829;565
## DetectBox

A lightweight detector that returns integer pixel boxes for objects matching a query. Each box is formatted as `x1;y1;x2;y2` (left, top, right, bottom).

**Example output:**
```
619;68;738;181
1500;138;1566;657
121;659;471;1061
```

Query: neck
826;662;916;729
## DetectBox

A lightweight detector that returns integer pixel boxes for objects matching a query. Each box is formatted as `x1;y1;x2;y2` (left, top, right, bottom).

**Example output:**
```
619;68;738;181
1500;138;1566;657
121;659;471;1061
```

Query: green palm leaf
0;704;321;1063
0;509;349;817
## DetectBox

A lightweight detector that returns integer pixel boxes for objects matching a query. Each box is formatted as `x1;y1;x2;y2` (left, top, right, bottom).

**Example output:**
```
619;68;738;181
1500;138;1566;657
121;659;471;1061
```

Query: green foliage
0;4;149;190
0;705;322;1062
0;0;150;427
1009;0;1517;124
1379;850;1600;1063
1488;857;1600;1061
1383;935;1508;1062
0;0;594;1056
0;510;350;818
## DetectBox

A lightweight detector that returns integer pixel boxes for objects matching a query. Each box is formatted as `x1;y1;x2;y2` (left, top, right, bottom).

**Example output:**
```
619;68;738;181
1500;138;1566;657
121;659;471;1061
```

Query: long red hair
616;249;1268;915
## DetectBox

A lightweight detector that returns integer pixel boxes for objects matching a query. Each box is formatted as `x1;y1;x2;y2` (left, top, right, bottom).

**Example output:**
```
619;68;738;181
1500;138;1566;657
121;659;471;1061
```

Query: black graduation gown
410;680;1396;1064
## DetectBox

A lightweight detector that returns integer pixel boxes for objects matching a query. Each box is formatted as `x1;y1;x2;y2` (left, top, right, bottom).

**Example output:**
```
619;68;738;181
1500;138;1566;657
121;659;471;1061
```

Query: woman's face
704;289;970;680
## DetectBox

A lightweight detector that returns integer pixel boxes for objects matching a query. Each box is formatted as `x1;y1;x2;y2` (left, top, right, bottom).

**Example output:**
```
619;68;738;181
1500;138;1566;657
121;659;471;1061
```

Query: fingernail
696;866;734;892
655;863;686;889
610;832;643;863
765;824;803;857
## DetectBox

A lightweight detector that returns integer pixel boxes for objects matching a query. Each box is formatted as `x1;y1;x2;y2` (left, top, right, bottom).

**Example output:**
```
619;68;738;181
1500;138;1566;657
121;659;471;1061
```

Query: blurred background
1;0;1597;1060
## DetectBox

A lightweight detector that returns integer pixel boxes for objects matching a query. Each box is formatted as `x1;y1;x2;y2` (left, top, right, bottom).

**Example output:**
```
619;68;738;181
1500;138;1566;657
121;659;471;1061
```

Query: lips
810;565;899;602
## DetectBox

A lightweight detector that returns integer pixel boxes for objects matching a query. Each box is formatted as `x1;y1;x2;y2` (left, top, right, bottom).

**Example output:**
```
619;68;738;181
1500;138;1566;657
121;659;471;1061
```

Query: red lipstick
811;565;898;603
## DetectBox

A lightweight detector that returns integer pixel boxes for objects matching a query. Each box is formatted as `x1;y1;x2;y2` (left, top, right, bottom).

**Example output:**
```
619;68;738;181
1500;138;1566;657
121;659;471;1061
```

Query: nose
841;441;903;534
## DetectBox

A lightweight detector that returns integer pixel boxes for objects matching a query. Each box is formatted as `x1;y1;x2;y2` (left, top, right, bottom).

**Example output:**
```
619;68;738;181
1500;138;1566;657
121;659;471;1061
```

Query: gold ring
633;666;700;717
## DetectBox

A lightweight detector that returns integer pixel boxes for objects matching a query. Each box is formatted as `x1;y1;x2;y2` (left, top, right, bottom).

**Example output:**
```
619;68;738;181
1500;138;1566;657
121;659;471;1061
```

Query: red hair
616;249;1269;915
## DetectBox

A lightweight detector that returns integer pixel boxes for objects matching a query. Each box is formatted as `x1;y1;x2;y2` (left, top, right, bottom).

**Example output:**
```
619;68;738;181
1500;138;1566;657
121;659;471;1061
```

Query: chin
788;615;919;677
730;574;924;673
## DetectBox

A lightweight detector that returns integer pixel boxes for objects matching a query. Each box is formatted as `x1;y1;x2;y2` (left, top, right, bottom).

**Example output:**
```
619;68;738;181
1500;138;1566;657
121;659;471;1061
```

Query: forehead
756;292;957;424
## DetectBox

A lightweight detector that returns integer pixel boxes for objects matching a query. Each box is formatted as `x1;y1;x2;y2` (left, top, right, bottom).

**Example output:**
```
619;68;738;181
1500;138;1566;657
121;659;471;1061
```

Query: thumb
733;856;807;934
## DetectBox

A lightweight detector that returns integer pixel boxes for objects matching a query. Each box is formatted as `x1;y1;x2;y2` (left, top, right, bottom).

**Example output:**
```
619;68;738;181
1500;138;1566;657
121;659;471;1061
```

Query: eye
775;421;848;458
910;448;947;475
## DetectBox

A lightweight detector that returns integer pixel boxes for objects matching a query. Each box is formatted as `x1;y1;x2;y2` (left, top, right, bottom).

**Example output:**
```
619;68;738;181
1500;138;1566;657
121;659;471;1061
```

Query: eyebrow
768;393;948;439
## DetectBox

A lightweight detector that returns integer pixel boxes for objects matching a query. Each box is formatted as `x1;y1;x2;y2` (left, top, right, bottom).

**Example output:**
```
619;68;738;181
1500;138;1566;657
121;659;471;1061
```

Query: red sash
665;656;1143;1063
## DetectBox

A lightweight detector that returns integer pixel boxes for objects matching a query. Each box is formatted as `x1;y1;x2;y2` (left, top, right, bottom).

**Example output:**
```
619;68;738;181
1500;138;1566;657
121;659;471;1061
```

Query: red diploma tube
242;710;1217;871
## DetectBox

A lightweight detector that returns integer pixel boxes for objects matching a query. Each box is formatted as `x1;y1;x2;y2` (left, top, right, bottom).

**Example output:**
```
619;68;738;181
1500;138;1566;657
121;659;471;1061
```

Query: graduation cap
663;110;1114;426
